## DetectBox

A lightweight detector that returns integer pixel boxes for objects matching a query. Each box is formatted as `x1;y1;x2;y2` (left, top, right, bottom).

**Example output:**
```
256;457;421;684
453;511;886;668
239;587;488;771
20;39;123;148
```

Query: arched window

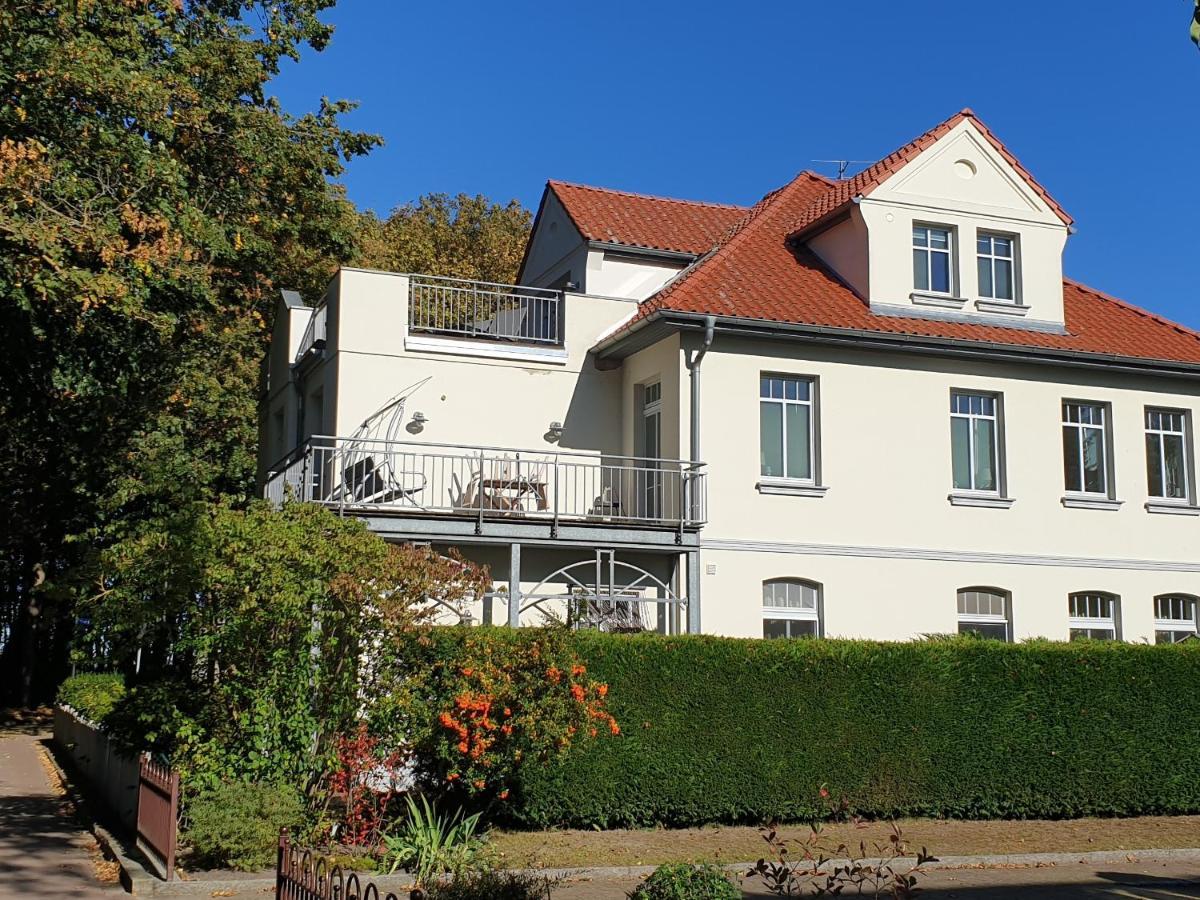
762;579;822;639
1154;594;1199;644
1068;592;1120;641
956;587;1011;641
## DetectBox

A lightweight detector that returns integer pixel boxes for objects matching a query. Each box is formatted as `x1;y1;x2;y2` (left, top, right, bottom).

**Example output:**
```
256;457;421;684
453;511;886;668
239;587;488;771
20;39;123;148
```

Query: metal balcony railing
265;437;707;530
294;302;328;364
408;274;564;346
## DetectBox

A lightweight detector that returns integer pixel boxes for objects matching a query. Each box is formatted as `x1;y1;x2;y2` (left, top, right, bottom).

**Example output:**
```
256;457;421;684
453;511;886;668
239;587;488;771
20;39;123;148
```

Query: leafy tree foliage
355;194;532;284
86;500;489;791
0;0;378;702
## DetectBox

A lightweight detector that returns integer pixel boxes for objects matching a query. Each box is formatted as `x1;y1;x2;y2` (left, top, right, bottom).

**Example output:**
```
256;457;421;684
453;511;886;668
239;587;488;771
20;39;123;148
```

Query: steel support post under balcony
686;550;701;634
508;543;522;628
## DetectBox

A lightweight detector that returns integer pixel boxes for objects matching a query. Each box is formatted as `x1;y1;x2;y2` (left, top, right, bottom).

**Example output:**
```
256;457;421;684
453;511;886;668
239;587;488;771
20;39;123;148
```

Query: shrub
628;863;740;900
56;673;125;723
430;632;1200;827
183;780;305;871
423;869;553;900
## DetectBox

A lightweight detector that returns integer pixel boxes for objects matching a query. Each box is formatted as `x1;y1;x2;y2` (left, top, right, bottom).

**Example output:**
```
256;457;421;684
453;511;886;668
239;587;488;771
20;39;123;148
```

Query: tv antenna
812;159;873;180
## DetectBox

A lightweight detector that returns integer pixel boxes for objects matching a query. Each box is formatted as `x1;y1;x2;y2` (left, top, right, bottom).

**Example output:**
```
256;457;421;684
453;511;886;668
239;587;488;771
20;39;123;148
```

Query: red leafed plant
432;630;617;802
326;723;407;848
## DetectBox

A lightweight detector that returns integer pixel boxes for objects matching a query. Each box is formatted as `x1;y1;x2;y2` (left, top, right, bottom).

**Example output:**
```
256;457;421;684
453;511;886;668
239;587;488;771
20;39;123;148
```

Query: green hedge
57;673;125;724
417;631;1200;828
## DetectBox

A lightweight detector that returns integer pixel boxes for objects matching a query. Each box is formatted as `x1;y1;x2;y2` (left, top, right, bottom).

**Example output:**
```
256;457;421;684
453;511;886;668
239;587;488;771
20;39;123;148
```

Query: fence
265;437;707;530
408;274;564;346
137;755;179;881
277;830;402;900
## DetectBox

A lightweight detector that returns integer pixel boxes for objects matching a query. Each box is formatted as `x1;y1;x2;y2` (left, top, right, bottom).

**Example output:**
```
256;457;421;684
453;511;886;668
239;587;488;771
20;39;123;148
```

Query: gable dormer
801;111;1073;333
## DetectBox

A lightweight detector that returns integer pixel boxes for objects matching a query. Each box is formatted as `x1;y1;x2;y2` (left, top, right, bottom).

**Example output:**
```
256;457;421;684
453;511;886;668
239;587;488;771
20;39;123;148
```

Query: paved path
0;726;120;897
552;858;1200;898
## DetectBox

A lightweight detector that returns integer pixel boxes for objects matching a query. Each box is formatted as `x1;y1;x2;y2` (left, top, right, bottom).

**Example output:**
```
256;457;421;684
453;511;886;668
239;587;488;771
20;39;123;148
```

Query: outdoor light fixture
407;410;429;434
546;420;564;443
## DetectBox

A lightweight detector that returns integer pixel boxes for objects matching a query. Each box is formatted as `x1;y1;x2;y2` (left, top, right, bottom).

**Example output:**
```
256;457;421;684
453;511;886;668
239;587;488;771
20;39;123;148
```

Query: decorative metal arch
519;551;685;633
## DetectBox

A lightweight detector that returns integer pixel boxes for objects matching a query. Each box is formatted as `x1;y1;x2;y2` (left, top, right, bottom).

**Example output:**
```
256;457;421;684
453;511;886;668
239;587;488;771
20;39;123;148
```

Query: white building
261;110;1200;644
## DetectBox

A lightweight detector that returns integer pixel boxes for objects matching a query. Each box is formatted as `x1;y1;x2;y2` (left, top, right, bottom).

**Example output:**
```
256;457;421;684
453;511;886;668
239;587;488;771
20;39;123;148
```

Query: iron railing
408;274;564;346
265;436;707;529
277;830;401;899
294;302;328;364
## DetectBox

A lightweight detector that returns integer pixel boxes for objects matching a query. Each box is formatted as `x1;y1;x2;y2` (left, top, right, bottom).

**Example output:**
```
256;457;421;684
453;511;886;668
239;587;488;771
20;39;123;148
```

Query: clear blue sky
271;2;1200;327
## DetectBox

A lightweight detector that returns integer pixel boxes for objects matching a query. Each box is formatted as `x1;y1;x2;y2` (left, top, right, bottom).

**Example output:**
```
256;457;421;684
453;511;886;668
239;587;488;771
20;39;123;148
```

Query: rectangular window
1154;595;1199;644
913;225;953;294
977;233;1015;301
762;579;821;639
1145;408;1191;501
1068;593;1119;641
950;392;1001;493
957;588;1010;641
1062;401;1111;496
760;375;815;481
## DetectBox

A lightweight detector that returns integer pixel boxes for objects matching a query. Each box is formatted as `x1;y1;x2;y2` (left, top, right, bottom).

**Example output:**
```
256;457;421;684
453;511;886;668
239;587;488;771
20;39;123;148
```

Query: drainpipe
685;315;716;462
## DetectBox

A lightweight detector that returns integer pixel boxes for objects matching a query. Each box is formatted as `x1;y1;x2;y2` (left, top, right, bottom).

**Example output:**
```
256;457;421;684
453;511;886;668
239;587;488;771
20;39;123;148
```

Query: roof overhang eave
593;310;1200;380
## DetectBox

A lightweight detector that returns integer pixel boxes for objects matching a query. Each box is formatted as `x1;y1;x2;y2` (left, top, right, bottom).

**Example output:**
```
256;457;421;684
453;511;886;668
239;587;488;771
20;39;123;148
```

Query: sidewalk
0;720;121;897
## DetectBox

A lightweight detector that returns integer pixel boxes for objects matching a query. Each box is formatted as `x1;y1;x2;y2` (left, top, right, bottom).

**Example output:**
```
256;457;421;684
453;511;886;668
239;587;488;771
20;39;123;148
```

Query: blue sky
271;2;1200;327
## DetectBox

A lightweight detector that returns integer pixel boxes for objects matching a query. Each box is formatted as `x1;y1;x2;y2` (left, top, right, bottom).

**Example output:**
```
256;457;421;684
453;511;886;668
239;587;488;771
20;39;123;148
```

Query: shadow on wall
556;354;623;456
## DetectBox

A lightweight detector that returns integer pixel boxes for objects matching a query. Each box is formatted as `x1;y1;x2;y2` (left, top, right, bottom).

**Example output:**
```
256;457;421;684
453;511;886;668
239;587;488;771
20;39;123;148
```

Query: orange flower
503;707;512;717
588;727;597;738
473;779;486;790
546;666;562;683
461;667;474;676
457;741;469;753
571;664;586;676
498;789;510;800
447;772;460;781
570;683;586;702
609;720;620;735
439;712;456;728
501;725;513;736
597;684;608;697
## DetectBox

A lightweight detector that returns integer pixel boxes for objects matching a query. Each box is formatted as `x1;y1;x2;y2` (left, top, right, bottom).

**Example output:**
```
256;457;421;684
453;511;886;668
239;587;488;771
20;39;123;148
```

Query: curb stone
90;847;1200;896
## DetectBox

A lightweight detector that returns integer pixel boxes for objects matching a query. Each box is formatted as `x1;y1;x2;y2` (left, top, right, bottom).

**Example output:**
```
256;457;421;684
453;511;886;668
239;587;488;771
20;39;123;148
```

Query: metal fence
265;437;707;530
137;755;179;881
277;830;402;900
408;274;564;346
295;302;328;363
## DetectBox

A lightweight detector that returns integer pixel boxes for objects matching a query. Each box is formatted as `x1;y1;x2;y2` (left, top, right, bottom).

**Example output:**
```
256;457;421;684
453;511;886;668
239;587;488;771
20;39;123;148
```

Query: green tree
355;193;532;284
0;0;378;702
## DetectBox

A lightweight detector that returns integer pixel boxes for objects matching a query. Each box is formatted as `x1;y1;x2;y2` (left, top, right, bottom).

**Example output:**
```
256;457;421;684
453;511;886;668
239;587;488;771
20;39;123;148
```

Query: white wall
689;335;1200;642
586;250;687;301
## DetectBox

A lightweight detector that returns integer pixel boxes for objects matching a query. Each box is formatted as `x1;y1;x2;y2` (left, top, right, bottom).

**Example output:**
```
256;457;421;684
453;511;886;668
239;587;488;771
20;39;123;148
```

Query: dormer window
913;225;953;294
977;233;1016;301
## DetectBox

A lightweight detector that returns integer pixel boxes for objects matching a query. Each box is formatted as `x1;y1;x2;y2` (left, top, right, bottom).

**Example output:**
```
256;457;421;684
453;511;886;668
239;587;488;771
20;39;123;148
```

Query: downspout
685;315;716;461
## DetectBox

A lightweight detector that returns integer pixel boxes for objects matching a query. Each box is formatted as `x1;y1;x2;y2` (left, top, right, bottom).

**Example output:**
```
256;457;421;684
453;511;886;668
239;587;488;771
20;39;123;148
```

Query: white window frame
1068;592;1120;641
956;587;1012;642
1154;594;1199;644
913;224;955;296
950;390;1005;497
976;231;1017;302
1145;407;1193;504
762;578;822;639
1061;400;1114;498
759;374;818;485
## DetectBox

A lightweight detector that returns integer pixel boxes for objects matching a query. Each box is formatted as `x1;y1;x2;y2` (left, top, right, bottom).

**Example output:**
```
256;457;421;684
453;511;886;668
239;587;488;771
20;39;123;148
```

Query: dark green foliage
183;780;305;871
421;633;1200;827
628;863;741;900
56;673;125;722
424;870;554;900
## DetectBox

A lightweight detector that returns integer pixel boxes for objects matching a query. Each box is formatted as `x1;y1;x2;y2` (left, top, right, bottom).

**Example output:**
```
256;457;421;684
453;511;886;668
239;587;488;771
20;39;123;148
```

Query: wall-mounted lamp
545;420;564;443
407;411;429;435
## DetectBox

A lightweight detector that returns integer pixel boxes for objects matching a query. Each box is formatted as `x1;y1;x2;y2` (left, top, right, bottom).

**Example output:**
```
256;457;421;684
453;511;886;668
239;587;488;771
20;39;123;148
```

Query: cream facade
260;113;1200;645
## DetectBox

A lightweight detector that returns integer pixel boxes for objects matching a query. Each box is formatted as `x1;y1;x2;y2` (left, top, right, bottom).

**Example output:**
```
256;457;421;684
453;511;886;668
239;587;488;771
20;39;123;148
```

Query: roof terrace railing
265;436;707;530
408;274;564;346
294;302;328;364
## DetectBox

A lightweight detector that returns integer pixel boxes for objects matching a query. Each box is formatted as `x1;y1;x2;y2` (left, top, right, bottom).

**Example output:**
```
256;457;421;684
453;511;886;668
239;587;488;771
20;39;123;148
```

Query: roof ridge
1064;276;1200;345
547;179;748;211
641;172;828;315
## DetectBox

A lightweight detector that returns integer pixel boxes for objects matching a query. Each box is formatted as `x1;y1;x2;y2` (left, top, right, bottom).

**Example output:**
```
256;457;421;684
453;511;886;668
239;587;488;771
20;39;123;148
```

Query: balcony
408;275;564;347
265;437;707;537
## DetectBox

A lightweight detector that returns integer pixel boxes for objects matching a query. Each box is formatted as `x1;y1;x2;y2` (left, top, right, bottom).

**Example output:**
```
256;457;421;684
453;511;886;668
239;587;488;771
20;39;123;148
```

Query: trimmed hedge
414;630;1200;828
57;673;125;724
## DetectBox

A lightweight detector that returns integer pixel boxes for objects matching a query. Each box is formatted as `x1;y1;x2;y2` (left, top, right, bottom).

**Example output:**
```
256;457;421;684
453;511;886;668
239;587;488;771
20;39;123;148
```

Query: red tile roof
789;109;1073;237
548;111;1200;369
547;180;748;256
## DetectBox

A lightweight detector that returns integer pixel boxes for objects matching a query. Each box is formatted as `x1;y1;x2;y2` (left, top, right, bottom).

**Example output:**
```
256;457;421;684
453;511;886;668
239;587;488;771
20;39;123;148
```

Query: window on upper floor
1062;401;1112;497
760;375;816;482
1154;594;1199;644
762;578;822;639
1068;592;1120;641
1145;408;1192;503
913;225;954;295
977;232;1016;302
950;391;1002;494
957;587;1011;642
